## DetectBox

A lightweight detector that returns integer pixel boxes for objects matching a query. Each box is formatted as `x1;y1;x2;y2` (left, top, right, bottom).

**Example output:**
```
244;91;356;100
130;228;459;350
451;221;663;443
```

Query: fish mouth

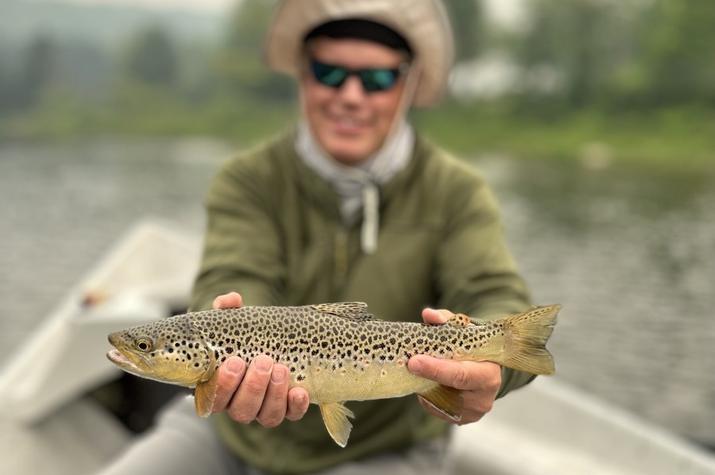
107;348;133;367
106;334;145;374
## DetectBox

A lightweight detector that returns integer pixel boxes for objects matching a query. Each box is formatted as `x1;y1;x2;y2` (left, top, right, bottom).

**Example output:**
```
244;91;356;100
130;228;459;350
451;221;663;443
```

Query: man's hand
207;292;310;427
407;308;501;425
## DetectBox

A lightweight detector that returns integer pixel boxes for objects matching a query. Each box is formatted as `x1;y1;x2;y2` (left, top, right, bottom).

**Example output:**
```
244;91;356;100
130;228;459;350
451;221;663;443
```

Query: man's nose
337;75;367;103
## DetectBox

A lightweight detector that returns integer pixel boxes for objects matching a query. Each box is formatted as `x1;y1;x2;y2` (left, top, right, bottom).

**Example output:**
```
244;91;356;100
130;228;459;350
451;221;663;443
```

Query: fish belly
305;363;438;404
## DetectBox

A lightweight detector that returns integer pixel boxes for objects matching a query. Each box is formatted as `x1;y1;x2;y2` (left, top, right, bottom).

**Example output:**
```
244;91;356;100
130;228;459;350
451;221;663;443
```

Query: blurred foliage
124;26;179;87
444;0;483;61
638;0;715;105
515;0;715;108
0;0;713;171
217;0;294;102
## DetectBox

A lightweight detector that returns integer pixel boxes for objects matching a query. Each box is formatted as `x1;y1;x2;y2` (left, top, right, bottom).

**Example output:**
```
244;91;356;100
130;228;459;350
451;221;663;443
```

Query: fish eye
135;337;153;352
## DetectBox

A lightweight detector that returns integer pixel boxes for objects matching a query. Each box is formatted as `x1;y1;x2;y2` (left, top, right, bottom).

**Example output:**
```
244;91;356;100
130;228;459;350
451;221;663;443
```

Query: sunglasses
308;59;408;93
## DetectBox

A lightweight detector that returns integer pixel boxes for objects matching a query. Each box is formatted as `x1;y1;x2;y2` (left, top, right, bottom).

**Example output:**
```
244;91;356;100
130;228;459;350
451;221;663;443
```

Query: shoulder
413;135;494;211
218;131;295;184
207;131;296;207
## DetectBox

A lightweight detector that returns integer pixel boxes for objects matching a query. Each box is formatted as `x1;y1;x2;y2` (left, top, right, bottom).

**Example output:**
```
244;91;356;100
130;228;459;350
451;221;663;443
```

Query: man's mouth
330;115;369;134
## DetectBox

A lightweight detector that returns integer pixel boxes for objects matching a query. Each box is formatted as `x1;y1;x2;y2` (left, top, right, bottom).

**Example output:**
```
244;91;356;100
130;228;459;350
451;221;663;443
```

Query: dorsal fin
311;302;375;321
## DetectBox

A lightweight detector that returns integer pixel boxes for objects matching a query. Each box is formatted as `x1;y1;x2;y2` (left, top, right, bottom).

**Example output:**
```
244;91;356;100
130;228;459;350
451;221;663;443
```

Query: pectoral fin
417;385;463;422
319;402;355;447
194;370;220;418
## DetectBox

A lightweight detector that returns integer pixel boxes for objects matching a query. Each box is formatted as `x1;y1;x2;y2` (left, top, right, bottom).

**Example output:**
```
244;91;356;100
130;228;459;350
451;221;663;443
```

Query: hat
265;0;454;107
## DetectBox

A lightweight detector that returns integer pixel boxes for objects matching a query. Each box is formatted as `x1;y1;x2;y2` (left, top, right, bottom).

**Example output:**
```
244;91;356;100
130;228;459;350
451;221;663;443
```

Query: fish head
106;317;214;387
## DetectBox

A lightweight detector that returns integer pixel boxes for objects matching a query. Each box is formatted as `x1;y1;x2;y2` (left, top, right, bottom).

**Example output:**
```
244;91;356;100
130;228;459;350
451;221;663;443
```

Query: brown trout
106;302;559;446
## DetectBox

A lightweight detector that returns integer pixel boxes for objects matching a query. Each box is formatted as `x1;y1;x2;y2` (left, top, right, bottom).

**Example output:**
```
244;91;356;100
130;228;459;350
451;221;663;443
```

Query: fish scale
107;302;559;447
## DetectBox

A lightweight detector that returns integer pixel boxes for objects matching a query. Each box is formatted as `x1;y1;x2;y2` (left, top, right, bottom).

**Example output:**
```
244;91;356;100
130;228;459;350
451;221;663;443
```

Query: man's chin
329;149;373;165
322;139;379;165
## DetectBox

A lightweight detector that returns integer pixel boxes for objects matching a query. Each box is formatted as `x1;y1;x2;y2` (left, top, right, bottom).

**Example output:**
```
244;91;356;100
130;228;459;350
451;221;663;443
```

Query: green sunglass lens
310;60;401;92
311;62;348;87
361;69;398;92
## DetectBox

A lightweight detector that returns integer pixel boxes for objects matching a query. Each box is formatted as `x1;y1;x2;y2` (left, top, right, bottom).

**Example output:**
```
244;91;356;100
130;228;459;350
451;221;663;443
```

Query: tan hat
264;0;454;107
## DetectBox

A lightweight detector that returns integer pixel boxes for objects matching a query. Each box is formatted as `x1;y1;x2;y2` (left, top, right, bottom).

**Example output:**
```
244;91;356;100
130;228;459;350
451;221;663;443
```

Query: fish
106;302;559;447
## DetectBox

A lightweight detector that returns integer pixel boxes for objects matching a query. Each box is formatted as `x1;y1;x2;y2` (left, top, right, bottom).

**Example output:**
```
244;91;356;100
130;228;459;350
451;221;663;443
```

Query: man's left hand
407;308;502;425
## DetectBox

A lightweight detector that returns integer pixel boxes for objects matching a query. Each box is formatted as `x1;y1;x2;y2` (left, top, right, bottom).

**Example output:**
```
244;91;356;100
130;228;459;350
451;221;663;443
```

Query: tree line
1;0;713;127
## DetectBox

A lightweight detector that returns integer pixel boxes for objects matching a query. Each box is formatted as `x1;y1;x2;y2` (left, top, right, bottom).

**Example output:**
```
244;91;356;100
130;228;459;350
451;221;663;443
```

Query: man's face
300;38;408;165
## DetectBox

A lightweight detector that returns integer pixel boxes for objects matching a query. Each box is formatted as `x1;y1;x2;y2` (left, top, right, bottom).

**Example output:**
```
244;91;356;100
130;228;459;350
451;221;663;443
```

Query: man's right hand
208;292;310;427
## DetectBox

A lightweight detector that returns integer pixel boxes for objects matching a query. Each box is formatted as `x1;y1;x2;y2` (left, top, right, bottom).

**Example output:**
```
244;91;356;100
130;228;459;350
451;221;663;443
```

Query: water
0;139;713;448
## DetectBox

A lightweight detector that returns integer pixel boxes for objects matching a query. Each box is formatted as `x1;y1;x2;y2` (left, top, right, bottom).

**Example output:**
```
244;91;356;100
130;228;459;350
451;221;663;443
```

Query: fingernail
226;357;242;375
410;358;423;374
254;356;272;372
271;366;285;383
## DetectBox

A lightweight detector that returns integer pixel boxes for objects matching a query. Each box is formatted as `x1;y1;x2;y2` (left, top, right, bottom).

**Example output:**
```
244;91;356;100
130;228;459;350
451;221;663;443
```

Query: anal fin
319;402;355;447
194;370;220;418
418;385;463;422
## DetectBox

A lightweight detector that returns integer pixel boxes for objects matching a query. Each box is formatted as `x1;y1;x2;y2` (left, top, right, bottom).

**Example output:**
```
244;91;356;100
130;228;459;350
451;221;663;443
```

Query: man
101;1;534;474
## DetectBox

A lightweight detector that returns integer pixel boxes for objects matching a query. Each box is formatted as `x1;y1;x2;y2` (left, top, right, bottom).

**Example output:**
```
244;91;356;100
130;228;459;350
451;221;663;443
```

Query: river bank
2;101;714;175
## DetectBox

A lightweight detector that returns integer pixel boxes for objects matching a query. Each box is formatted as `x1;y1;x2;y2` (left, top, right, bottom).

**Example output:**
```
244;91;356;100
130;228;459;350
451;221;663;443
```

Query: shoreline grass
1;98;713;175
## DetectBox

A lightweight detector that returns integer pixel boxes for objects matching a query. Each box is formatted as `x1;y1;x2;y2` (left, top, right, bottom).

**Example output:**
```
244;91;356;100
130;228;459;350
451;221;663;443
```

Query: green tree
125;26;179;87
218;0;293;102
19;34;59;108
638;0;715;105
516;0;638;107
444;0;483;62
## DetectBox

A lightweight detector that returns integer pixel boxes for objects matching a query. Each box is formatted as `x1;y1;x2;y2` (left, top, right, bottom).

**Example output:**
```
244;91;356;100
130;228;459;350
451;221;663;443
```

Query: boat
0;219;713;475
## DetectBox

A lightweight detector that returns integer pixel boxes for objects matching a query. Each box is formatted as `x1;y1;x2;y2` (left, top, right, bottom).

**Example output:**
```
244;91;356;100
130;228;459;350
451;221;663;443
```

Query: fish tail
499;304;559;375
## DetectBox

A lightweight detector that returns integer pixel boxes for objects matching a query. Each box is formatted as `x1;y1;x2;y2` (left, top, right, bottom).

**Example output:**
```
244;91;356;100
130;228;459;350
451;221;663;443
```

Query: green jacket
189;130;533;474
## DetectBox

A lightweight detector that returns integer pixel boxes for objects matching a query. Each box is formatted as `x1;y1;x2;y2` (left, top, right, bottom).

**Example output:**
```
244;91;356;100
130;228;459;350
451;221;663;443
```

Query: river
0;138;713;448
